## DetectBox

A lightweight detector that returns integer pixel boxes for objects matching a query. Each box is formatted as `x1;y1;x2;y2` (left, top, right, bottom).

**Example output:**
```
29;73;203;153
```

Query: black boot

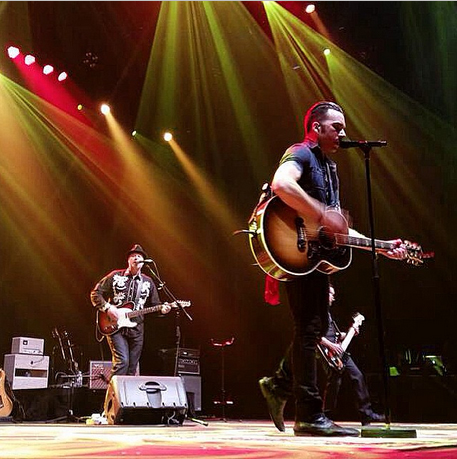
258;377;287;432
294;414;359;437
361;411;386;426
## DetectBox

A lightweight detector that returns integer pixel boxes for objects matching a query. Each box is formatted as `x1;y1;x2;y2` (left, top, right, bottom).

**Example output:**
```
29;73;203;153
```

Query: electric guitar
317;313;365;373
96;300;191;336
0;368;13;418
248;195;434;281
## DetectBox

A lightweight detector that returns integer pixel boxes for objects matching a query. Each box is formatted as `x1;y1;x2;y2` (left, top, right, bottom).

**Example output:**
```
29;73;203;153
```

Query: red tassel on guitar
264;274;280;305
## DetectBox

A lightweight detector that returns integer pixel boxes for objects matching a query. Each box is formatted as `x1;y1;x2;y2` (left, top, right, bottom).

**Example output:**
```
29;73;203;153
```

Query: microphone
141;258;154;263
339;139;387;149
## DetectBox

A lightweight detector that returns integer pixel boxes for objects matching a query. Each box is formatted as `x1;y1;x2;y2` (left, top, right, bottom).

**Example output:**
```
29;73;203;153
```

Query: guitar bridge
295;217;306;252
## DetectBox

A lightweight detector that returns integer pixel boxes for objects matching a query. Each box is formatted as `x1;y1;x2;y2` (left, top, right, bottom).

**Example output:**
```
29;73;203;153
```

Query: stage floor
1;419;457;458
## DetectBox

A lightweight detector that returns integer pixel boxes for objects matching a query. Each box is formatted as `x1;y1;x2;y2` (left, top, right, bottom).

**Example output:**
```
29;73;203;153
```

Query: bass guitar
317;313;365;373
97;300;191;336
248;195;433;281
0;368;13;418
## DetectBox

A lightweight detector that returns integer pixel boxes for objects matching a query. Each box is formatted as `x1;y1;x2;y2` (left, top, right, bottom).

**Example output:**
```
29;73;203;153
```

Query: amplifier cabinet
104;375;187;425
11;337;45;356
3;354;49;389
181;374;201;412
160;348;200;375
89;361;112;390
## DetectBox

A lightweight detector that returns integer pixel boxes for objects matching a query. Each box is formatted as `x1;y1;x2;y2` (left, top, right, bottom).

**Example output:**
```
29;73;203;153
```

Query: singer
90;244;172;379
257;101;407;437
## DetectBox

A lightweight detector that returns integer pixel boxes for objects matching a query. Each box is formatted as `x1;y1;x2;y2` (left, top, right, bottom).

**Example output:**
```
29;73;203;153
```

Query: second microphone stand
142;261;207;426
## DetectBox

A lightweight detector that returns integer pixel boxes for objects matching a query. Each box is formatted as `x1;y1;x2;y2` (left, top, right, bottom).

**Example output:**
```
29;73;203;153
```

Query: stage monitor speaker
104;375;187;425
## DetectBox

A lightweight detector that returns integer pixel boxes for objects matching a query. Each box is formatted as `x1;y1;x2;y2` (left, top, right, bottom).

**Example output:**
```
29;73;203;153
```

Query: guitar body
97;302;137;336
249;195;352;281
0;368;13;418
317;344;347;373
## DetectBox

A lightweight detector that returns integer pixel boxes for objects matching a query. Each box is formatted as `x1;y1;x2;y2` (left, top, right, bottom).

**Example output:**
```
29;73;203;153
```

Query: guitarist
260;285;384;430
259;101;407;437
320;285;384;426
90;244;171;379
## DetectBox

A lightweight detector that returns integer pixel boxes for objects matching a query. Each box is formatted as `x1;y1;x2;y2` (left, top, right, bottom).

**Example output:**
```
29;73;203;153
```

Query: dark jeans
107;323;144;377
324;355;372;418
285;272;330;422
274;329;375;422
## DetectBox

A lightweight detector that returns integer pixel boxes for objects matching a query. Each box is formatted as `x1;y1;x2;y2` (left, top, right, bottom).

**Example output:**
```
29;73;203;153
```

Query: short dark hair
304;101;343;134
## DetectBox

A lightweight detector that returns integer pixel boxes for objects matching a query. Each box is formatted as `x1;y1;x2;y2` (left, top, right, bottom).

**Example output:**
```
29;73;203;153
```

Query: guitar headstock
404;240;435;266
352;313;365;334
169;300;192;308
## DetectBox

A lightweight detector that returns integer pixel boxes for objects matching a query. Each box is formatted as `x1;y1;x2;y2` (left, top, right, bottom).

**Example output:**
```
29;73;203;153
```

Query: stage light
163;132;173;142
305;4;316;14
323;48;331;56
132;130;137;137
100;103;111;115
7;46;20;59
43;65;54;75
57;71;68;82
24;55;36;66
77;104;83;111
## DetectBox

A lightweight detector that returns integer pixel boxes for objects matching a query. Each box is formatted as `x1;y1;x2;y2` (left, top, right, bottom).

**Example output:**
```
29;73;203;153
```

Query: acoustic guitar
248;195;433;281
0;368;13;418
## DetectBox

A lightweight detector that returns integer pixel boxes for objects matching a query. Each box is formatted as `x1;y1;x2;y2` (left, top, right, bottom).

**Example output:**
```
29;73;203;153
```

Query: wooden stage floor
1;419;457;458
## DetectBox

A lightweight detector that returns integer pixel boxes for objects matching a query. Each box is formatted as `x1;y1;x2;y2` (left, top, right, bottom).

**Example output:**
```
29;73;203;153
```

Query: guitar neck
340;328;357;352
336;234;395;251
126;304;162;319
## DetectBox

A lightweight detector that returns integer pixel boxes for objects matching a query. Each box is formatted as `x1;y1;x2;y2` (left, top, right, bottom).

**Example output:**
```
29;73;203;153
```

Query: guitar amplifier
11;337;44;356
159;348;200;375
89;361;140;389
3;354;49;389
89;361;112;390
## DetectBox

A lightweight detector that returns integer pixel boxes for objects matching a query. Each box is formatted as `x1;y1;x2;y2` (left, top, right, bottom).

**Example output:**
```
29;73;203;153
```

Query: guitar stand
357;143;416;438
211;337;235;421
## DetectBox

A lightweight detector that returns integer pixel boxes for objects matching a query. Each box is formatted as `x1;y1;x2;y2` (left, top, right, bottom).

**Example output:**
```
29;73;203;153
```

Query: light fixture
24;55;36;66
57;72;68;82
305;4;316;14
43;65;54;75
163;132;173;142
100;104;111;115
7;46;20;59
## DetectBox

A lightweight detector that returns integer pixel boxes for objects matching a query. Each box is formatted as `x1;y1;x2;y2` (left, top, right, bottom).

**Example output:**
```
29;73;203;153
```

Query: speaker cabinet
104;375;188;425
181;375;201;412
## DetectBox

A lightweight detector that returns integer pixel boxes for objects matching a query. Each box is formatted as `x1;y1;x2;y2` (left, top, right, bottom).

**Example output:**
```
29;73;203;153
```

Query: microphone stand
142;261;207;426
357;144;416;438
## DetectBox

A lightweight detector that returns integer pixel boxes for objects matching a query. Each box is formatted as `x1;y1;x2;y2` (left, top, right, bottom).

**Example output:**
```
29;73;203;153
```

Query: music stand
356;143;416;438
211;337;235;421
